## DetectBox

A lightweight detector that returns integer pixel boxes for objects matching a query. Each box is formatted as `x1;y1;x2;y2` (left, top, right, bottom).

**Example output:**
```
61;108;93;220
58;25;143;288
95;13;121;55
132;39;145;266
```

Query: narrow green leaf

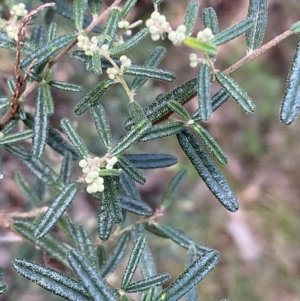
7;77;15;94
177;129;239;212
0;151;2;186
184;1;200;36
124;153;178;169
121;234;146;289
60;150;73;184
121;0;137;18
89;104;112;147
35;182;80;239
152;0;163;4
161;168;188;210
212;18;254;46
41;84;54;115
125;273;170;293
103;175;123;224
120;194;153;216
110;119;151;156
21;32;77;71
192;88;230;121
110;28;149;55
74;0;84;31
0;283;7;294
124;65;176;82
155;250;219;301
74;79;115;115
15;172;42;207
48;22;57;42
49;80;82;92
60;118;90;159
88;0;102;15
197;62;212;120
127;101;147;124
98;203;114;241
132;46;166;91
183;36;217;55
168;99;191;121
245;0;268;51
99;168;122;177
32;86;49;158
1;119;18;135
0;96;9;111
100;231;130;278
97;246;107;268
14;219;70;267
31;25;46;46
68;250;119;301
92;50;102;75
5;0;14;10
3;144;31;160
12;258;90;301
99;9;120;48
0;129;33;145
191;123;228;166
215;72;255;114
202;7;219;35
120;173;140;198
0;266;5;280
280;37;300;125
117;155;146;185
290;21;300;34
139;121;184;143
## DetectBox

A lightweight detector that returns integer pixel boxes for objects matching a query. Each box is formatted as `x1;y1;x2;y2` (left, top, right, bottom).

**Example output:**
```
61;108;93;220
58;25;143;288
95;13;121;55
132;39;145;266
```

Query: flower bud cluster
189;53;198;68
118;20;130;29
106;55;131;80
6;23;18;41
77;34;102;56
10;3;28;17
168;24;187;46
197;28;214;42
79;157;104;194
145;11;171;41
105;156;118;169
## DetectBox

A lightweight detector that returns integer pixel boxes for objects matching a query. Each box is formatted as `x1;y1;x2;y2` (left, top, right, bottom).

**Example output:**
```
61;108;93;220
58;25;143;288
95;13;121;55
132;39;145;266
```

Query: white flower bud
106;164;113;169
79;159;87;168
145;19;154;27
158;15;166;24
177;24;186;34
82;167;90;173
151;34;160;41
97;184;104;192
151;11;160;20
90;44;98;52
189;53;198;62
149;25;158;35
95;177;104;185
85;176;93;184
203;27;212;36
100;44;109;51
190;61;198;68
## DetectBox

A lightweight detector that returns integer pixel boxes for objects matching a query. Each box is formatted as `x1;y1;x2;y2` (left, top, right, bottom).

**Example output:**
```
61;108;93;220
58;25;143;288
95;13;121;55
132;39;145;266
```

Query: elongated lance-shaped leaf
144;223;211;254
155;250;219;301
198;62;212;120
21;32;77;71
184;37;217;55
245;0;268;51
60;150;73;184
0;96;9;111
103;175;123;224
120;172;141;198
202;7;219;35
185;245;200;301
124;77;198;130
215;72;255;114
32;87;48;158
280;37;300;125
99;168;122;177
120;194;153;216
121;0;137;18
31;25;46;46
191;123;228;166
110;119;151;156
0;266;7;294
168;99;191;121
15;172;42;207
161;168;188;210
140;121;184;143
184;1;199;36
14;219;70;267
41;84;54;115
98;203;114;241
121;234;146;289
0;130;33;145
3;144;31;160
110;28;149;55
124;65;176;82
90;104;112;147
152;0;163;4
35;182;80;239
0;151;2;186
124;153;178;169
132;46;166;91
212;18;254;46
73;0;84;31
99;9;120;48
48;22;57;42
291;21;300;34
7;77;15;94
177;129;239;211
49;80;82;92
100;231;130;278
117;155;146;185
60;118;90;159
128;101;147;124
192;88;230;121
92;50;102;75
88;0;102;15
125;273;170;293
68;249;119;301
97;246;107;268
1;119;18;135
74;79;115;115
12;258;90;301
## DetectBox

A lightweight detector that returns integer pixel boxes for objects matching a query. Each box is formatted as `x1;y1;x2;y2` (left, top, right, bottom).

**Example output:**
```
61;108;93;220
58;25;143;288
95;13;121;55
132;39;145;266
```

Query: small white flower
79;159;87;168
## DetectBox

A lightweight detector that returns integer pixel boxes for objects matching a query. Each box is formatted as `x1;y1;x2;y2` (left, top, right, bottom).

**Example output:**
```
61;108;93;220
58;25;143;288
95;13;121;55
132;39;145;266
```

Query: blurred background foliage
0;0;300;300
